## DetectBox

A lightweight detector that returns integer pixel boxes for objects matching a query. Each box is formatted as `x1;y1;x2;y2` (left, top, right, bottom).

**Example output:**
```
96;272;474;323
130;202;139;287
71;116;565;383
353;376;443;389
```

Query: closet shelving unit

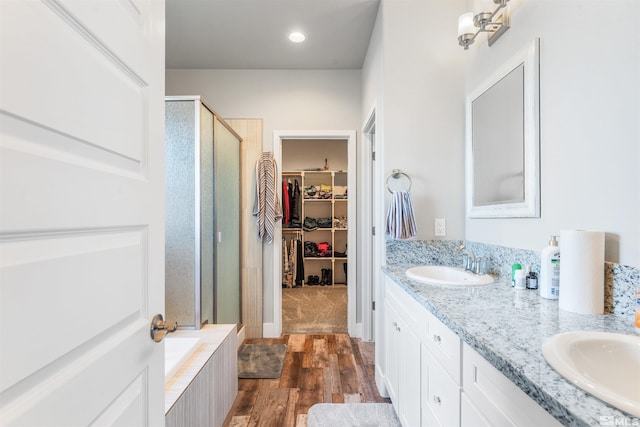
282;170;348;286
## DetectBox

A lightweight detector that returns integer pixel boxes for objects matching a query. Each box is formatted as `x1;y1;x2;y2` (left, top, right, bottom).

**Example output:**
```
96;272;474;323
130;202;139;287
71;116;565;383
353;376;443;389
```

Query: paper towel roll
559;230;605;314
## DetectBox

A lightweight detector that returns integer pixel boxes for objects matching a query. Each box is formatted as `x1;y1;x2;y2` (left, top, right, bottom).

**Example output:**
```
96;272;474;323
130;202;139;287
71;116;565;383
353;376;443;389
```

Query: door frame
267;130;357;338
361;106;376;342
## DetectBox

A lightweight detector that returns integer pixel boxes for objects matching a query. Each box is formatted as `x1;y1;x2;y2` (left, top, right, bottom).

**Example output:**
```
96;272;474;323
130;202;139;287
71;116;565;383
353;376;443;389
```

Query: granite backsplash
386;239;638;317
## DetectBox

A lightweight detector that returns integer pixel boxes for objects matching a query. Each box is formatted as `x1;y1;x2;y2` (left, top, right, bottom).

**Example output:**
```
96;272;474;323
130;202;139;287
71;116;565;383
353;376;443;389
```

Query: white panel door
0;0;165;425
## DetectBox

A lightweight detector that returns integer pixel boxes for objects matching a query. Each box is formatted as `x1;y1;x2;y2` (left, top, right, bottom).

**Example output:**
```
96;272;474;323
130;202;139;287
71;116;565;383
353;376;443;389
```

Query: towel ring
386;169;412;193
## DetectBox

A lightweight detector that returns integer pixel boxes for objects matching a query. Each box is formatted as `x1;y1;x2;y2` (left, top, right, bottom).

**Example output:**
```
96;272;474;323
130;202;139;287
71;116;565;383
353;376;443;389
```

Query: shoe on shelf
318;268;332;286
343;262;347;283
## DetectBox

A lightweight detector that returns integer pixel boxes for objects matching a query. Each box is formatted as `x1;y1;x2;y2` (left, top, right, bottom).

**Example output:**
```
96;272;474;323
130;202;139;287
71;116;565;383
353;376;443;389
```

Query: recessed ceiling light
288;31;306;43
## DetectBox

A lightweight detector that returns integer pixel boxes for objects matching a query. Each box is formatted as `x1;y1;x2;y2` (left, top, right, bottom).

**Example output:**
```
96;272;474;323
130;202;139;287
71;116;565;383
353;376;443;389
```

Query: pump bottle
540;235;560;299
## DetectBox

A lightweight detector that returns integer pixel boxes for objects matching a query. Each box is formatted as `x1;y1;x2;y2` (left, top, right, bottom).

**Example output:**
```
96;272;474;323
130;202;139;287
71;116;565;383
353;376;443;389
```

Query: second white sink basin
542;331;640;418
405;265;494;287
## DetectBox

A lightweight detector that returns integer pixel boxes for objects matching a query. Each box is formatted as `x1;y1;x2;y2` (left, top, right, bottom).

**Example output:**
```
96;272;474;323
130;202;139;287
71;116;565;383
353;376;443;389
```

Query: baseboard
350;322;364;339
262;322;280;338
263;322;361;338
375;364;390;398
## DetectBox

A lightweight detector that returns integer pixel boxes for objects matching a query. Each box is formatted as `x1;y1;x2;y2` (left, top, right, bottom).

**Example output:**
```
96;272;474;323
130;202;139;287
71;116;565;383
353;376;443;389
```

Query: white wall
166;69;360;151
362;1;383;125
381;0;467;241
464;0;640;267
166;69;362;325
282;139;348;171
363;0;466;393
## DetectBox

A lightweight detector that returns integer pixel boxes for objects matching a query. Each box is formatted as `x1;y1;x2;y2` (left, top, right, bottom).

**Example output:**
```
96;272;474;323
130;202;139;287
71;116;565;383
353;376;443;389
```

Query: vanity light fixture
458;0;511;50
288;31;306;43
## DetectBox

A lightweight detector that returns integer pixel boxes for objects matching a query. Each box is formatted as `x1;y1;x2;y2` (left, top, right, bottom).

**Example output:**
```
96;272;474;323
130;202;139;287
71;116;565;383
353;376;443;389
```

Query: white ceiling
165;0;381;70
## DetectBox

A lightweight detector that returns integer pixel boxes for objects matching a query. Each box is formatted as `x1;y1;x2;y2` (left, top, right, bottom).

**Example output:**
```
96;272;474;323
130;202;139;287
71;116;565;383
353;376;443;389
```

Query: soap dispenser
540;235;560;299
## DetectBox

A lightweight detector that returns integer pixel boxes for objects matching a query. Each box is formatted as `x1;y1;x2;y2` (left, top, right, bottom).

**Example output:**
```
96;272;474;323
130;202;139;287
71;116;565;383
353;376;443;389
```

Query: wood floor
223;334;389;427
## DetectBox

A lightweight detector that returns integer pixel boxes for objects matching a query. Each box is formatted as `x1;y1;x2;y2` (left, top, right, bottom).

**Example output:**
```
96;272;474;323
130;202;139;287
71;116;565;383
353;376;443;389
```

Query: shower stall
165;96;241;329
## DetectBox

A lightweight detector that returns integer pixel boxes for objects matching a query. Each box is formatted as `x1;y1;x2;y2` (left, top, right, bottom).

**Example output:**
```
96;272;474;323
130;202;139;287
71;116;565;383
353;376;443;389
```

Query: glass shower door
165;100;197;328
213;116;241;325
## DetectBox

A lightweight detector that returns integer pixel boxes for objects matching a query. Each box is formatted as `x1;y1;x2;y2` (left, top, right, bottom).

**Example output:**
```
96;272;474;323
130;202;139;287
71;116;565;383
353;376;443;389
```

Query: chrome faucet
454;245;484;274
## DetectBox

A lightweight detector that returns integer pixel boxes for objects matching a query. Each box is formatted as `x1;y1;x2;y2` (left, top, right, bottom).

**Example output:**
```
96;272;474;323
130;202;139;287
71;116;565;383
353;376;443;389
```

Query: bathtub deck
164;324;237;415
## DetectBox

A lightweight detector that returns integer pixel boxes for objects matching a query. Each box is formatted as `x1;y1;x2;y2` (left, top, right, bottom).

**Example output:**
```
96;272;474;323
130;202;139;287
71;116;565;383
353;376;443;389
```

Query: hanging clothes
295;236;304;287
253;152;282;243
289;238;296;288
289;179;302;228
288;181;294;222
282;181;291;224
282;238;290;287
291;179;301;224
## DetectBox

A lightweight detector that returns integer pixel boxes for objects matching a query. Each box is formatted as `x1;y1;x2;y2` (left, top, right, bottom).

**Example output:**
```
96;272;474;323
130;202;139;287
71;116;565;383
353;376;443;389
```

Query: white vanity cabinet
383;276;561;427
385;277;460;427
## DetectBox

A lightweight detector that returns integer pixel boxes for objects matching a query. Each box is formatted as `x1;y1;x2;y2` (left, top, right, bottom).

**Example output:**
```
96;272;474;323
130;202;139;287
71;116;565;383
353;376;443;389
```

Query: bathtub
164;325;237;425
164;337;201;381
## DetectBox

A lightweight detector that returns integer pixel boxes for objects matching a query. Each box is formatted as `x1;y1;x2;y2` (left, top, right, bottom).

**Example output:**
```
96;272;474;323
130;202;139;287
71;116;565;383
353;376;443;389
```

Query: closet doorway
271;131;357;338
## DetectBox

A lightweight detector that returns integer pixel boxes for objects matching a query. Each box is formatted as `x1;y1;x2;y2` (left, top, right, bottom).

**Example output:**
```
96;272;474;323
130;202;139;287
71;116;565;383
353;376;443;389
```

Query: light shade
474;0;495;13
288;31;306;43
458;12;475;37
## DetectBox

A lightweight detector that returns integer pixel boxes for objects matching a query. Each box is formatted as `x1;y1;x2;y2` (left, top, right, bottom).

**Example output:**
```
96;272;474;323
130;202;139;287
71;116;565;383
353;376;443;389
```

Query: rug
307;403;401;427
237;344;287;379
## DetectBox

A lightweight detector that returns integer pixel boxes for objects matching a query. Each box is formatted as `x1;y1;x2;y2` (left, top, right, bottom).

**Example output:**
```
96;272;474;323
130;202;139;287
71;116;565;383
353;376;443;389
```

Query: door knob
150;314;177;342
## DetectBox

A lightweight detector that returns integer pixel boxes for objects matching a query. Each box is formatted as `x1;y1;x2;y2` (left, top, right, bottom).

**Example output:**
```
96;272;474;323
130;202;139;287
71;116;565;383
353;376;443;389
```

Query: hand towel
385;190;417;240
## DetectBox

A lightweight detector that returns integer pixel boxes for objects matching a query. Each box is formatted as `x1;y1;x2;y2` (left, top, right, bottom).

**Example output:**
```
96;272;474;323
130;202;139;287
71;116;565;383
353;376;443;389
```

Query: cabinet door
386;292;422;427
385;300;401;407
399;325;422;427
422;344;460;427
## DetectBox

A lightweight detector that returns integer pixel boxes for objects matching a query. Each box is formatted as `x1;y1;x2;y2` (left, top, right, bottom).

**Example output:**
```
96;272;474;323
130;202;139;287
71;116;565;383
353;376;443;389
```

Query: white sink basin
542;331;640;417
405;265;494;286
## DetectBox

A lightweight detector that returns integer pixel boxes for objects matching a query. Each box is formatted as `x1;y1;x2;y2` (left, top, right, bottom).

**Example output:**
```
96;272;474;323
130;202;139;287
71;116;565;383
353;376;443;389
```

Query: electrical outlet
434;218;446;237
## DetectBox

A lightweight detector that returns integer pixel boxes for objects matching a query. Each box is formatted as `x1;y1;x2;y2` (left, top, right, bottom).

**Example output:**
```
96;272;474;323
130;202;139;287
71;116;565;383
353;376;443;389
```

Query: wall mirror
465;38;540;218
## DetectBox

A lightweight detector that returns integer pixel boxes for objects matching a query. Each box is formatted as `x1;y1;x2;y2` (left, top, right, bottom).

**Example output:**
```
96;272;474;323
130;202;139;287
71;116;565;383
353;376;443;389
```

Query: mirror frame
465;38;540;218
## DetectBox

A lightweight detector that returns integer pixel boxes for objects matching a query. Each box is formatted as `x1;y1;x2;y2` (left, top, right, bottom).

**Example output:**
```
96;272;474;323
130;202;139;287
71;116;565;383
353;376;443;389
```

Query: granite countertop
383;264;638;427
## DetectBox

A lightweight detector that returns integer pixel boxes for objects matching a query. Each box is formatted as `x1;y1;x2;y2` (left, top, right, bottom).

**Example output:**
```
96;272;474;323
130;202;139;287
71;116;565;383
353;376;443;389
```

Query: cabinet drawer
461;392;491;427
424;312;461;384
385;277;429;338
462;343;561;427
422;344;461;427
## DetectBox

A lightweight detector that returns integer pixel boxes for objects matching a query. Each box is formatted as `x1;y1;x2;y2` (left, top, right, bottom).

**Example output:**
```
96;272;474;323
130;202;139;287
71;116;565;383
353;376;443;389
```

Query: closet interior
281;140;348;288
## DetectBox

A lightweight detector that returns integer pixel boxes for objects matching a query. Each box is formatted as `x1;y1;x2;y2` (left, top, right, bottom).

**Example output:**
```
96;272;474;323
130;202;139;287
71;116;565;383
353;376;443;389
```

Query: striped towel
385;190;417;240
253;152;282;243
